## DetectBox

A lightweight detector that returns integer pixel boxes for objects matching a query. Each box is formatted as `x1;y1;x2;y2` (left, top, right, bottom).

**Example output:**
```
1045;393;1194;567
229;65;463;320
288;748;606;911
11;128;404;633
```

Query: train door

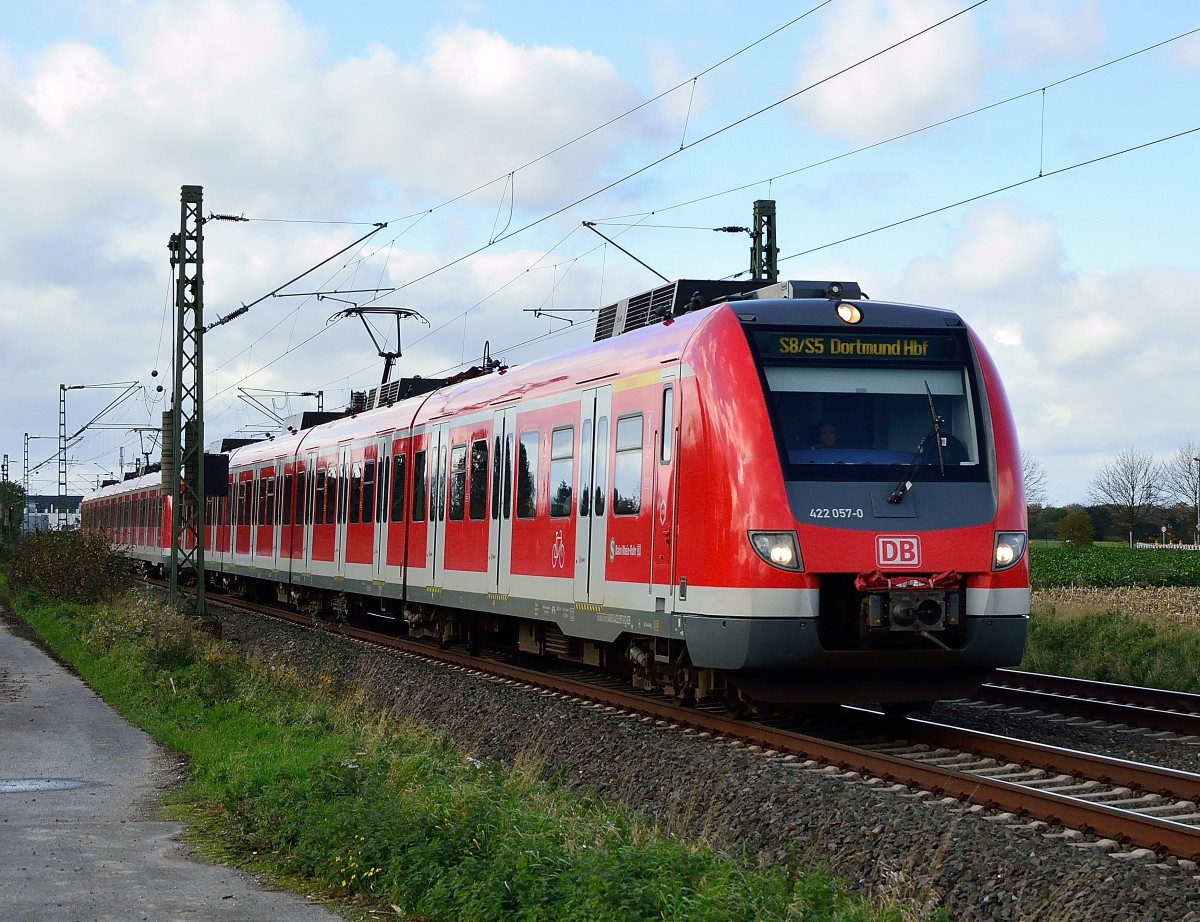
574;386;612;606
372;434;392;583
335;442;352;576
255;465;277;564
233;469;254;558
425;425;448;589
489;408;516;596
279;458;302;564
302;449;318;571
650;377;679;607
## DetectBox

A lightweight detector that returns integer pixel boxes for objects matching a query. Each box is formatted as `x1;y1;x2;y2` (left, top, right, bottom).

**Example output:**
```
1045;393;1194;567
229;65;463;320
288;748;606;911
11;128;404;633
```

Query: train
82;277;1029;709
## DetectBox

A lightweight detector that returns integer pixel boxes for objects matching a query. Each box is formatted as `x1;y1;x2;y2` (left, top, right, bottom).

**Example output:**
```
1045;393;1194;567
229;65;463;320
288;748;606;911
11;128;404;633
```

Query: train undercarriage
134;560;983;714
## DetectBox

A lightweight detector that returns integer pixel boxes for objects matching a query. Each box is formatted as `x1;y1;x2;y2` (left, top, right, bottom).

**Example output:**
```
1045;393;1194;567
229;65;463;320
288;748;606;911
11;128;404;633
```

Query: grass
1024;541;1200;692
1024;603;1200;693
5;587;947;922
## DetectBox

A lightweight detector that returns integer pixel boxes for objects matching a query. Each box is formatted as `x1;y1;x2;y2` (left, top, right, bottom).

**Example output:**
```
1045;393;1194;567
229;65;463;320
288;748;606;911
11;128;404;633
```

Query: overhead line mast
166;185;207;617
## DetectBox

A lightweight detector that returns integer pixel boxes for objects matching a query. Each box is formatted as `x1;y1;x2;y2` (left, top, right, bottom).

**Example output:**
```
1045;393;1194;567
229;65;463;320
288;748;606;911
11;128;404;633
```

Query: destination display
753;331;964;362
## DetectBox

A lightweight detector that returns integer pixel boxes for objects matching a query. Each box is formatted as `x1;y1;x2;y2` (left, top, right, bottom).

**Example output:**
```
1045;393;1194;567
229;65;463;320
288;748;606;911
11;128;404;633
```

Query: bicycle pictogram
551;530;566;569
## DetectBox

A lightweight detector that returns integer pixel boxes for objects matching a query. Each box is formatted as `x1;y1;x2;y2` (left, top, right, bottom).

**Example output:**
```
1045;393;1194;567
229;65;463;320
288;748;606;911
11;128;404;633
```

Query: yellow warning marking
612;370;661;393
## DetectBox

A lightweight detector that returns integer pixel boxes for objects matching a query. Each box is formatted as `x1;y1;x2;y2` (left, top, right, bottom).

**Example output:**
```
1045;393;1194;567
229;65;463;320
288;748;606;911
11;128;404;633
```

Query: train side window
594;417;608;517
329;463;340;525
516;431;539;519
437;445;448;522
412;450;427;522
314;470;327;525
503;434;513;519
449;444;467;521
549;426;574;518
578;419;593;517
296;471;307;525
367;458;381;525
337;462;349;525
613;414;643;516
349;461;363;525
374;457;386;524
325;464;337;525
660;386;674;464
362;459;375;525
469;439;488;521
391;453;407;523
490;435;502;522
282;473;293;526
265;475;277;526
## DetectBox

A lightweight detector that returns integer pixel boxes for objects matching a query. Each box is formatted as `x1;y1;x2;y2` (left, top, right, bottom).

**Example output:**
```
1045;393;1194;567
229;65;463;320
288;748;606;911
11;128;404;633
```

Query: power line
593;25;1200;225
377;2;836;229
368;1;993;300
195;2;986;407
775;124;1200;265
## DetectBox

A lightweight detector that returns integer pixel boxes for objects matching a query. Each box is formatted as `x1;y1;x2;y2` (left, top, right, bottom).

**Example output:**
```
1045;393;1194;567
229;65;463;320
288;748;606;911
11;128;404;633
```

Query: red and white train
83;278;1029;707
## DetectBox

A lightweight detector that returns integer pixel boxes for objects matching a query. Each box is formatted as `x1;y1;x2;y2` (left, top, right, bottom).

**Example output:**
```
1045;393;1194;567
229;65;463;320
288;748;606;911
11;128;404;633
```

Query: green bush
7;530;129;602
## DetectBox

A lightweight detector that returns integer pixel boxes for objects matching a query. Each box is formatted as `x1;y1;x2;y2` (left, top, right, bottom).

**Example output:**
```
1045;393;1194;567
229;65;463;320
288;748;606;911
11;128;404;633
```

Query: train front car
676;283;1028;707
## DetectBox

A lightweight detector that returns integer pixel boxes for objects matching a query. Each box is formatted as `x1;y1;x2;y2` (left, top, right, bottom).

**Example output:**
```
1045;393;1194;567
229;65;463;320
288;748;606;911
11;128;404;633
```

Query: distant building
22;495;81;534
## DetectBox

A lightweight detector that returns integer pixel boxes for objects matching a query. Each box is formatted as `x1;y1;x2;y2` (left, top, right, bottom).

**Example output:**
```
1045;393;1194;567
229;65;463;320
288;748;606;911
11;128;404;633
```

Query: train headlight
749;531;803;571
836;302;862;324
993;531;1027;571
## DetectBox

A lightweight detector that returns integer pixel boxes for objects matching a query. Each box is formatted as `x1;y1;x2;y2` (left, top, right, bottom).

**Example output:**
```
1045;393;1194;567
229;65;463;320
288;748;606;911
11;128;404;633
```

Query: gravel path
209;601;1200;922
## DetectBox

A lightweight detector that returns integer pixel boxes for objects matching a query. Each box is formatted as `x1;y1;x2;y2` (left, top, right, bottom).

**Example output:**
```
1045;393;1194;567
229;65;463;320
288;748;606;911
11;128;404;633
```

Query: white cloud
991;0;1105;70
324;25;655;203
791;0;985;144
1172;32;1200;71
26;42;120;127
0;2;662;491
877;201;1200;503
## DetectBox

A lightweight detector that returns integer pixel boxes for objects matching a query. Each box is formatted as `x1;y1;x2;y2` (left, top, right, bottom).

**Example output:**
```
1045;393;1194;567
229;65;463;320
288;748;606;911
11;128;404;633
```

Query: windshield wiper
887;382;944;504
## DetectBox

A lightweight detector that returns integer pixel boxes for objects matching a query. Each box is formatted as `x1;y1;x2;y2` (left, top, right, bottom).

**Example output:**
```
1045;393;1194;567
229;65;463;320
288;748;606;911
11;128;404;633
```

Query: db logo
877;535;921;568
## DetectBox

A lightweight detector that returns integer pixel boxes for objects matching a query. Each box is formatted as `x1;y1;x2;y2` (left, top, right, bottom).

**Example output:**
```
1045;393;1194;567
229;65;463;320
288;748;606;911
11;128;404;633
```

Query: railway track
977;669;1200;738
176;587;1200;863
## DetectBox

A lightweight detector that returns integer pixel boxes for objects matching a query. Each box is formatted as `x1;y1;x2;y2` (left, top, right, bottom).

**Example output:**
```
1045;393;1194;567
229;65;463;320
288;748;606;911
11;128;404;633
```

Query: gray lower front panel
683;612;1028;674
683;613;1028;703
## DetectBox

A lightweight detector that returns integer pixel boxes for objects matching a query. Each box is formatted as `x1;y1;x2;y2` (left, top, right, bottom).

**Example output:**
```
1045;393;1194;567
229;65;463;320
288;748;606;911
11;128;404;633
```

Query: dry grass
1031;586;1200;625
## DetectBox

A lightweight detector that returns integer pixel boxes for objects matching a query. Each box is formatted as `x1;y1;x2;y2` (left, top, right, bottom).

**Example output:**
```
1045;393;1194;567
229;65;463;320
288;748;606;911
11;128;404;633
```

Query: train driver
813;421;838;450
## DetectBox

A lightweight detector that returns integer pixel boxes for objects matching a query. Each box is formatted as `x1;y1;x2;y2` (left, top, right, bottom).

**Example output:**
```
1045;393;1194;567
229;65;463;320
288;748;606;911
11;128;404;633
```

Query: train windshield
750;328;987;481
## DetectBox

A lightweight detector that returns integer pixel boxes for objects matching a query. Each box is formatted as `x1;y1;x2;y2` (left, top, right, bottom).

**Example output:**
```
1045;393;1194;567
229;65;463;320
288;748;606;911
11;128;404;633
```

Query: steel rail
901;718;1200;800
982;670;1200;737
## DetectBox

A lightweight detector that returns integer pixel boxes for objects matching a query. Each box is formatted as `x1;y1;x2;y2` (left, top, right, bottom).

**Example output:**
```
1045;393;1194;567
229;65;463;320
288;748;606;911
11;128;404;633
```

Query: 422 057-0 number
809;508;865;519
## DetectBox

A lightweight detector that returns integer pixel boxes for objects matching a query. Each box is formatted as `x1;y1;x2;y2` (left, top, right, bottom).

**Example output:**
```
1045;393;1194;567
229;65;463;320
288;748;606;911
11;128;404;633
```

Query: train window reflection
549;427;573;518
470;439;488;520
516;431;539;519
613;415;642;516
450;445;467;521
764;365;982;472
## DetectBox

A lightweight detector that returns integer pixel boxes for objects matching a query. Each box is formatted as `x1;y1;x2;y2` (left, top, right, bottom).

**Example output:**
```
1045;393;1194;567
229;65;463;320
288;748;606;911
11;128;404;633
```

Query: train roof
85;278;975;497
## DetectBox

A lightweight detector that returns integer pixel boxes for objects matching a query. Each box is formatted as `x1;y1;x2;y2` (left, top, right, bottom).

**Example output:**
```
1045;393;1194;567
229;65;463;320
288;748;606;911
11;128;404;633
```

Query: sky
2;0;1198;506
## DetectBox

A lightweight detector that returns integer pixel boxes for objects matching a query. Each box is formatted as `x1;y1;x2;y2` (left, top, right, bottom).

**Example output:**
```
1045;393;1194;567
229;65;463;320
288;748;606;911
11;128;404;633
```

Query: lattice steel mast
166;185;207;616
751;199;778;282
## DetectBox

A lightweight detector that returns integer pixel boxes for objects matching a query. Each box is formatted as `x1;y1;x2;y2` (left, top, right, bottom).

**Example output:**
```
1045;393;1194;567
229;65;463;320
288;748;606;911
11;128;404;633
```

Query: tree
1056;507;1094;547
0;481;26;540
1021;450;1049;507
1086;446;1164;542
1160;441;1200;538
